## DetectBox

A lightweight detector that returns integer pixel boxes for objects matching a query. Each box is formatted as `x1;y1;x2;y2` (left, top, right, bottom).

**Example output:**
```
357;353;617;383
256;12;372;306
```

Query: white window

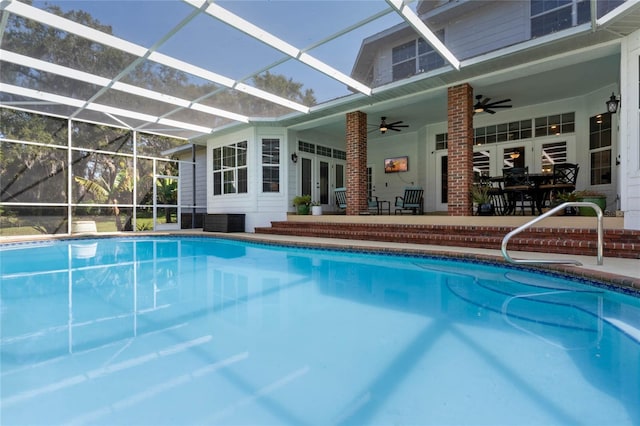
531;0;622;38
261;138;280;192
212;141;247;195
392;32;445;81
589;113;612;185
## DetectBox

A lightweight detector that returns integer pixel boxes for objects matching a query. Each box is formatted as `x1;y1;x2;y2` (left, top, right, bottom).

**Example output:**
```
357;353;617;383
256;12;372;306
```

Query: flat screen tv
384;156;408;173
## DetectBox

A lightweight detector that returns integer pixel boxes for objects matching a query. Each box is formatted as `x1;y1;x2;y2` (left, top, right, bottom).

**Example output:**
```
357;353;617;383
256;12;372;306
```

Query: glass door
532;137;575;173
435;152;448;211
300;155;344;210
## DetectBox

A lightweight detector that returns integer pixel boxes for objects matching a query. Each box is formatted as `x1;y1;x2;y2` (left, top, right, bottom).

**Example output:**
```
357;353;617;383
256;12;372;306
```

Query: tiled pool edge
2;232;639;296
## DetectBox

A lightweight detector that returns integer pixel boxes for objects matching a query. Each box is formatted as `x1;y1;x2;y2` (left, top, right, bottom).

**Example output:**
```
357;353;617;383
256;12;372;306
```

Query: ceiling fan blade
387;120;403;126
390;124;409;128
486;109;496;114
486;98;511;107
481;97;491;105
389;127;402;131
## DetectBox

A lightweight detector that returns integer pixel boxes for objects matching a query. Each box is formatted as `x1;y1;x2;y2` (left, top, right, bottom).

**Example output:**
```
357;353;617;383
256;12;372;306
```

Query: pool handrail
501;201;604;266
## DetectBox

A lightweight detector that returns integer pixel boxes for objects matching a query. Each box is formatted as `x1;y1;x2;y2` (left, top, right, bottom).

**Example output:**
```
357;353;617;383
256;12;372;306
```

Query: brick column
345;111;368;215
447;83;474;216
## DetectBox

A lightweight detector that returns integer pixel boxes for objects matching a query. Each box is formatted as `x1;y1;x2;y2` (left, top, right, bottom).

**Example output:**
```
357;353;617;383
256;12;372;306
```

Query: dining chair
539;163;579;208
502;167;534;215
479;176;507;216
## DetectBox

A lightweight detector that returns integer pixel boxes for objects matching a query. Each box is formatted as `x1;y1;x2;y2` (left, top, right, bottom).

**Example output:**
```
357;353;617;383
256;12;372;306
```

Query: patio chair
539;163;579;208
502;167;534;215
368;195;380;214
335;187;347;213
394;187;424;215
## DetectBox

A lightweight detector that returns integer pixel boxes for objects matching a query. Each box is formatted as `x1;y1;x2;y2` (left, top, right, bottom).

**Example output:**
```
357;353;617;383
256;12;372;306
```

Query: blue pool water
1;236;639;425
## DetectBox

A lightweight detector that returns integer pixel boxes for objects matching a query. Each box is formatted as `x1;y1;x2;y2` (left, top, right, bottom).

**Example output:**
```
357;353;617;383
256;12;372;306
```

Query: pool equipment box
204;214;245;232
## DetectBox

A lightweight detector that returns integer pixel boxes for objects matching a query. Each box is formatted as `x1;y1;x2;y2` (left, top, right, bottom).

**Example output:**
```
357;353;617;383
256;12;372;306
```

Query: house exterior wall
370;1;530;87
621;29;640;230
288;128;347;213
444;1;529;60
409;92;619;214
366;131;420;204
206;127;288;232
178;145;207;210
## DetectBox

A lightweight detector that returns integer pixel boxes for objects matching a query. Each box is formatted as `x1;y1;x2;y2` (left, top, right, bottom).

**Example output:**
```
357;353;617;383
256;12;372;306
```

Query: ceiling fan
473;95;512;114
372;116;409;134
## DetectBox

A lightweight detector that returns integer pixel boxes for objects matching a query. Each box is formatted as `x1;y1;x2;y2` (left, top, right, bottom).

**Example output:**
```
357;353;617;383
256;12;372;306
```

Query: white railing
501;202;604;266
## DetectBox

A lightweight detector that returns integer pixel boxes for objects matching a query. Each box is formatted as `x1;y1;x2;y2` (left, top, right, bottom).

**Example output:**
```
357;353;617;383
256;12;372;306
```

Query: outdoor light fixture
606;92;620;113
510;151;520;159
291;152;298;163
379;124;388;134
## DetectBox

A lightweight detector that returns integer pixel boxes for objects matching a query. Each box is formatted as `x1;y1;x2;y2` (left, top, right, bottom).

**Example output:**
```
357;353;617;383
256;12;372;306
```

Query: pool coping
2;231;638;296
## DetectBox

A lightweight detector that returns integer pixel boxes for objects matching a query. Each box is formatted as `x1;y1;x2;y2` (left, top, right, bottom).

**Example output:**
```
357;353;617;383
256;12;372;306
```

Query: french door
300;155;345;209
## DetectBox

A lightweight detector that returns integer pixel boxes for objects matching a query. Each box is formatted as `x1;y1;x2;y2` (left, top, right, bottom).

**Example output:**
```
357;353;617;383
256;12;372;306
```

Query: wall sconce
509;151;520;159
606;92;620;114
291;152;298;163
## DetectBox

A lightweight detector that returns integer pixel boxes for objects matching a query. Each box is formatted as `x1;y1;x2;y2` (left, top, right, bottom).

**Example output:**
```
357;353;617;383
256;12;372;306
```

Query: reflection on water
1;237;639;425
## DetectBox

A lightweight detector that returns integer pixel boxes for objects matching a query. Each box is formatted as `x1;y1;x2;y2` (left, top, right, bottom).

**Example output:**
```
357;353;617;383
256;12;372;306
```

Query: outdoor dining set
476;163;579;216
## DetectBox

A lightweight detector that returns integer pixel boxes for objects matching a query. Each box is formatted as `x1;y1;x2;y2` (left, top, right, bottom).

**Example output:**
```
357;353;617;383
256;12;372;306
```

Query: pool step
254;222;640;259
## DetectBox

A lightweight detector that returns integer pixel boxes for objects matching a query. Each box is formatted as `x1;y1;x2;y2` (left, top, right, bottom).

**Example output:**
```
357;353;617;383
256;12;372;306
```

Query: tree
74;158;133;231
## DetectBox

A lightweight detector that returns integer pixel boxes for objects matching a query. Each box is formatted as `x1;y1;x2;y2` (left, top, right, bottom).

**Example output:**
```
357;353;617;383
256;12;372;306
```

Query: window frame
261;138;280;193
212;140;248;196
392;30;445;82
589;113;612;186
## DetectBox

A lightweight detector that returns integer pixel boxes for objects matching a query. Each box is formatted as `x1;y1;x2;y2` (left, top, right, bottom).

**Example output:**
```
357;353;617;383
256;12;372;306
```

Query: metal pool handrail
501;202;604;266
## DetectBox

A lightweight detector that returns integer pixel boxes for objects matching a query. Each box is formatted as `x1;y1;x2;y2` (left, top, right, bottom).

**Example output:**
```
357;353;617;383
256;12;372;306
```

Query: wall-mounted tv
384;156;409;173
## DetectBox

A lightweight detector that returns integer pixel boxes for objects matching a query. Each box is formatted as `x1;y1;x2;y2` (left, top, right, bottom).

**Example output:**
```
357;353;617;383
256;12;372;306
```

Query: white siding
446;1;529;59
206;127;290;232
371;1;530;86
178;145;207;211
621;29;640;229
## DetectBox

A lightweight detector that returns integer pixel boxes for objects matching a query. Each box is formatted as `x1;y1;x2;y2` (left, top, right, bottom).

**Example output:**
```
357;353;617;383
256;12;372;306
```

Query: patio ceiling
1;0;639;141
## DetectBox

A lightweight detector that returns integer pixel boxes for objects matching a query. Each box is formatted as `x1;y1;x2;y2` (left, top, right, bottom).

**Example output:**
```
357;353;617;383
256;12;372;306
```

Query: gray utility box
203;214;245;232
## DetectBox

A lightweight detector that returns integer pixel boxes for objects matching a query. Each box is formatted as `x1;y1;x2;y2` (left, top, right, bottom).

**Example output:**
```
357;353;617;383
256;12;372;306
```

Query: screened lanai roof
1;0;639;141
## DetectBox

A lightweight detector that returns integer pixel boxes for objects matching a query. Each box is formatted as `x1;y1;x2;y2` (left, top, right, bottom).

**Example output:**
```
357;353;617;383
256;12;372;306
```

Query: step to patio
254;221;640;259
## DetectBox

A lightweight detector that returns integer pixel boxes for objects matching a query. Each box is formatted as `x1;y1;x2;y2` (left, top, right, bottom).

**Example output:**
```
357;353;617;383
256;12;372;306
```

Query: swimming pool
1;236;639;425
